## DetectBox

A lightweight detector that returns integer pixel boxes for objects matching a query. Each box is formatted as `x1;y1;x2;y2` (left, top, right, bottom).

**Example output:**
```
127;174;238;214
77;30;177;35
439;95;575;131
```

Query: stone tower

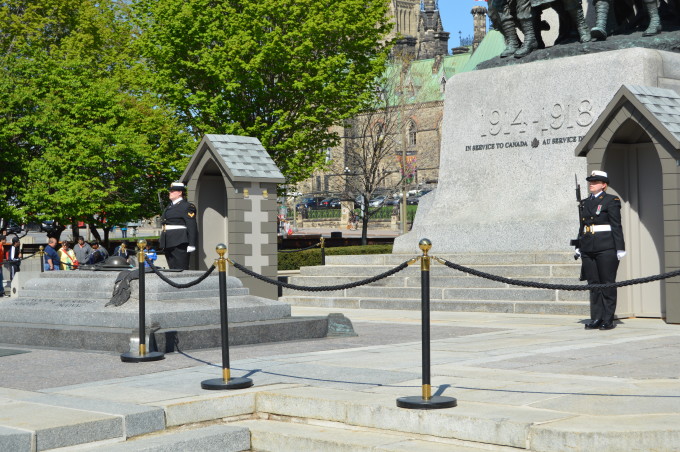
471;5;487;52
390;0;449;60
417;0;450;59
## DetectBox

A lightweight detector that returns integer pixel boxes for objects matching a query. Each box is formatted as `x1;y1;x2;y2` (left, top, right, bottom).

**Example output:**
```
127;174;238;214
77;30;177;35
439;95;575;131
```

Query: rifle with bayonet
570;174;584;259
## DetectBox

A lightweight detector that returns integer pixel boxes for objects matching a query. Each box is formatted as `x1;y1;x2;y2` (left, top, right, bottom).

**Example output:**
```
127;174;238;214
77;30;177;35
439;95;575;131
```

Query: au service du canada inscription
464;99;594;152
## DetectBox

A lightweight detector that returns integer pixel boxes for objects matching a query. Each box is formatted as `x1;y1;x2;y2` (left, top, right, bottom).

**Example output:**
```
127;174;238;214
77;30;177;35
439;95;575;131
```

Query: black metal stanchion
201;244;253;390
397;238;456;409
320;237;326;266
121;239;165;363
39;246;44;273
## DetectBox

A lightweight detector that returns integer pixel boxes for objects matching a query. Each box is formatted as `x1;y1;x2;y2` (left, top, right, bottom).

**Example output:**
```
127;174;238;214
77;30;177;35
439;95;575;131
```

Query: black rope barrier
434;256;680;291
9;252;38;263
230;257;416;291
145;259;216;289
278;242;321;253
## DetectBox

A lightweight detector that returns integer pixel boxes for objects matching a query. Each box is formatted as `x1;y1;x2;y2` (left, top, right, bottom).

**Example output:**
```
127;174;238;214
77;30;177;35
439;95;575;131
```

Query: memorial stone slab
0;270;342;352
394;48;680;254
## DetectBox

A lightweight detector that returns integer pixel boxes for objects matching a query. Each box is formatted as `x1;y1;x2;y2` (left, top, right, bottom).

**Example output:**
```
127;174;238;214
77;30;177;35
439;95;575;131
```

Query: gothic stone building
297;3;498;198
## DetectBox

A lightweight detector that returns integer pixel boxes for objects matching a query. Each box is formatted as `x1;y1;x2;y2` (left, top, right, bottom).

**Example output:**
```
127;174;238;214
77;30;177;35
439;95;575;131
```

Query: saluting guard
160;182;198;270
575;171;626;330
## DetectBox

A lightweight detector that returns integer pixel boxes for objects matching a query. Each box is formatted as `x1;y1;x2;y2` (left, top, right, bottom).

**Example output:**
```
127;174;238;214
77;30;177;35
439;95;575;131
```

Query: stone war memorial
0;134;354;352
394;4;680;323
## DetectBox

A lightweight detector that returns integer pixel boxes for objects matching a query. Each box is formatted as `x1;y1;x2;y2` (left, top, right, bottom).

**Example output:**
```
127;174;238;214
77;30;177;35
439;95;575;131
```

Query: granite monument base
0;271;351;352
394;47;680;254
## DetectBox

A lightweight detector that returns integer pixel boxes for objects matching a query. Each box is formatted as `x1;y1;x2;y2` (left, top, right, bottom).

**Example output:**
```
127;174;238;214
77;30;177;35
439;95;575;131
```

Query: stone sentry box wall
181;134;285;300
395;48;680;257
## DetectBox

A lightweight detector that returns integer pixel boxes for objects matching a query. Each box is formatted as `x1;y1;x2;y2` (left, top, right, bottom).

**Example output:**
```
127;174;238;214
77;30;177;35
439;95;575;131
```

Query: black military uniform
160;183;198;270
577;171;625;330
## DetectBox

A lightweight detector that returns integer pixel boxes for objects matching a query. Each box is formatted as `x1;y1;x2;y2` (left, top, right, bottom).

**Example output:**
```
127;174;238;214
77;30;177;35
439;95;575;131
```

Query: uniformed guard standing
575;171;626;330
160;182;198;270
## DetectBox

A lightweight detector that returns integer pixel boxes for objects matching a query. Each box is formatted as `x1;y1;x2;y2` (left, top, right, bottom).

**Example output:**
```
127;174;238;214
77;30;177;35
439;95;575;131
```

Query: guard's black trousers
581;248;619;323
165;244;189;270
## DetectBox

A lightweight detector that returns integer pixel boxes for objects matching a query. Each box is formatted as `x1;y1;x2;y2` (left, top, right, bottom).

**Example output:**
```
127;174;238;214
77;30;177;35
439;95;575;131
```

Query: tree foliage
0;0;193;234
132;0;393;184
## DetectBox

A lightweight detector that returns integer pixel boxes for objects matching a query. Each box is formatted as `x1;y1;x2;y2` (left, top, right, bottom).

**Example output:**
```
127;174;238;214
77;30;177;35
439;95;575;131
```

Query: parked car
6;220;23;235
40;220;56;233
319;197;340;209
368;196;386;207
329;198;342;208
296;197;325;210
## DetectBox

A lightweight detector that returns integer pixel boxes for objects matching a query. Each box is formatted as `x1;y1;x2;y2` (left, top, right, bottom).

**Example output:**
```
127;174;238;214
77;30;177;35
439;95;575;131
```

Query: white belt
164;225;187;230
583;224;611;234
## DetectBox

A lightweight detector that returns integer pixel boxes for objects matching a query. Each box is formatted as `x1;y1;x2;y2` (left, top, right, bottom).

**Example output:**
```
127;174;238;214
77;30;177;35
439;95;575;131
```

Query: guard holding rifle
160;182;198;270
573;171;625;330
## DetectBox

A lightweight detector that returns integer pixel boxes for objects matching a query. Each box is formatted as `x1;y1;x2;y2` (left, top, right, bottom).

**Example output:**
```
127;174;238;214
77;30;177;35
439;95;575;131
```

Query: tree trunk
48;224;66;242
71;222;79;242
88;223;102;242
103;227;111;250
361;213;369;246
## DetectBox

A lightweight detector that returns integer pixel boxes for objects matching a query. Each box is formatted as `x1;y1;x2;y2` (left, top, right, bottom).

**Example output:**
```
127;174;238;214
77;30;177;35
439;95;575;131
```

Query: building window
408;120;417;146
315;176;321;192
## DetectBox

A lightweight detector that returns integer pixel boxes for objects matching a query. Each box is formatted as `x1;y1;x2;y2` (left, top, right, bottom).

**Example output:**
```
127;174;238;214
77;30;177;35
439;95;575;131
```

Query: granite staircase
14;383;676;451
4;384;567;452
280;252;590;315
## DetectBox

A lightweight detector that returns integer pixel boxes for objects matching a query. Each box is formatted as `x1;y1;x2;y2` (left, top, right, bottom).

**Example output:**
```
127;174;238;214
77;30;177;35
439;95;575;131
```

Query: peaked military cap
585;170;609;184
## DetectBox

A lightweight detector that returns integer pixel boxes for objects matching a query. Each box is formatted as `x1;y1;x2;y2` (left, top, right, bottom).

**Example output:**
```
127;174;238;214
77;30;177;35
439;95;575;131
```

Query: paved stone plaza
1;306;680;451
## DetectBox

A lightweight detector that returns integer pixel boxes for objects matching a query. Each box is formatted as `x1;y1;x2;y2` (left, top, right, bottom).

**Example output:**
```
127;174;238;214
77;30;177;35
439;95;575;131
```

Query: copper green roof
460;30;505;72
382;51;472;105
379;30;506;106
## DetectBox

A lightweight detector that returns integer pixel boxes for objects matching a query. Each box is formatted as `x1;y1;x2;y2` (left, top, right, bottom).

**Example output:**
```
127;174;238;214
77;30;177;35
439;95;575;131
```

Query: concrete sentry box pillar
181;134;285;300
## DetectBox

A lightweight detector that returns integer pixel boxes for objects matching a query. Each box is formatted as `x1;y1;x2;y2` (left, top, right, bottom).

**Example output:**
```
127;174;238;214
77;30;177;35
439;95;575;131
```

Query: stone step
251;387;562;450
234;419;503;452
299;263;581;278
0;315;332;353
249;386;680;452
0;399;126;451
286;275;587;290
282;286;589;302
279;296;589;315
67;424;250;452
325;252;579;266
285;252;587;315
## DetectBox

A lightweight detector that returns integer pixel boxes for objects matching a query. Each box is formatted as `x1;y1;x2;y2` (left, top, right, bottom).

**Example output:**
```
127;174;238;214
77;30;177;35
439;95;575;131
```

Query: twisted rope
4;252;37;263
230;258;416;291
278;242;321;253
145;259;216;288
434;256;680;291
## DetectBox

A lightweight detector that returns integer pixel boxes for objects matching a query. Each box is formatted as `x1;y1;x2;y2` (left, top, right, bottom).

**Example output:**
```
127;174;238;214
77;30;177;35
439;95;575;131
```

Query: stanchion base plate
396;395;457;410
120;351;165;363
201;377;253;390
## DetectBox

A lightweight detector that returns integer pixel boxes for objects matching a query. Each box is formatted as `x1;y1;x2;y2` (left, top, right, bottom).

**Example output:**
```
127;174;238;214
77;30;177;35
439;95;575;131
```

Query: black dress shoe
599;322;615;330
585;319;602;329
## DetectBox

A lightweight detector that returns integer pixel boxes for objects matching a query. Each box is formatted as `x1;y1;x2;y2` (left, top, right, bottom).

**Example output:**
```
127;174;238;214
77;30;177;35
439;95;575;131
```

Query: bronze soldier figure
489;0;538;58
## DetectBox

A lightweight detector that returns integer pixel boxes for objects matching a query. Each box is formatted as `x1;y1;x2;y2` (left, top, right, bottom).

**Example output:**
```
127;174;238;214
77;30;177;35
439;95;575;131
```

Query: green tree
0;0;194;242
132;0;393;184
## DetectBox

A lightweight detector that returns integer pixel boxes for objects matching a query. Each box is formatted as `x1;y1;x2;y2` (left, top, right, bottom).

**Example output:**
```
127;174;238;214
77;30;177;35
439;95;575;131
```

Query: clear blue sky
437;0;488;47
